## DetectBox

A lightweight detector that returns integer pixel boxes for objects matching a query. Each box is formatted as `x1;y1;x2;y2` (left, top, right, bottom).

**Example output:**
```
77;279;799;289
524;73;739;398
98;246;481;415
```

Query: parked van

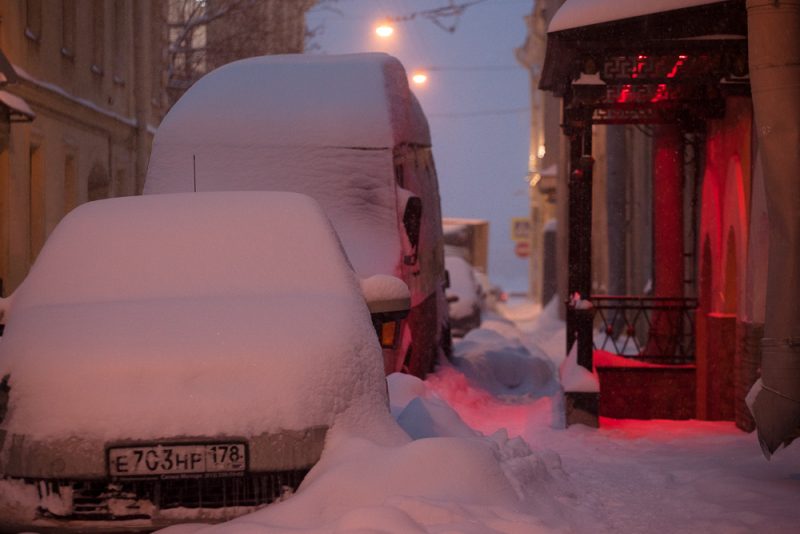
144;53;450;377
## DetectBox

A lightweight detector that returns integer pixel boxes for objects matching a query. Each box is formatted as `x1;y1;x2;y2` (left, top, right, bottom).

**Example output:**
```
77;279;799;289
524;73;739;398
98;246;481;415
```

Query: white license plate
108;443;246;477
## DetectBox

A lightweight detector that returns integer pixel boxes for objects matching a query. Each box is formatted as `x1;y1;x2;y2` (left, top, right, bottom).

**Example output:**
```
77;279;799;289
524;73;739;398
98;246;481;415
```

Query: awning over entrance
549;0;727;33
541;0;748;127
537;0;751;428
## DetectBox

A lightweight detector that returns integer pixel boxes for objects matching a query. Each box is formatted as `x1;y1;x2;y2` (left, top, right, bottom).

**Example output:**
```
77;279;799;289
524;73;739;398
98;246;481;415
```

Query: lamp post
411;71;428;85
375;22;394;38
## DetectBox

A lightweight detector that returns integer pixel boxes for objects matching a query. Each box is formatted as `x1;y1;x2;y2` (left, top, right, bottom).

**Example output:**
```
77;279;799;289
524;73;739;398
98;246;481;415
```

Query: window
25;0;42;42
151;3;165;108
29;143;44;263
64;153;77;214
111;0;125;85
91;0;105;74
88;162;109;201
62;0;76;58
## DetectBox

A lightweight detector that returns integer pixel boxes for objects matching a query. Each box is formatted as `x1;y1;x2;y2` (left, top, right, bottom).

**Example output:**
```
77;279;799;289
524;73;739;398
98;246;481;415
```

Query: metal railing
590;295;698;364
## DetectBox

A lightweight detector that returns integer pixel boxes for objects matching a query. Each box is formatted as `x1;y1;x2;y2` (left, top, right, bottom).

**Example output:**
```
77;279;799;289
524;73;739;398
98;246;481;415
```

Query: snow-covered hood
0;293;385;442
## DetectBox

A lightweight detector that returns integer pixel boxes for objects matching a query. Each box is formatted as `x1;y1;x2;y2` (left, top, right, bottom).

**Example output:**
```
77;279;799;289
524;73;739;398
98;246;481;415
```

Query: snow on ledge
549;0;725;33
559;344;599;393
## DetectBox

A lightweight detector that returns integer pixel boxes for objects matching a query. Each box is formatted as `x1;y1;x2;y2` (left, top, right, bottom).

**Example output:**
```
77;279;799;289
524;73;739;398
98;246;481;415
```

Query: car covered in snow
445;255;483;337
144;52;450;378
0;191;407;531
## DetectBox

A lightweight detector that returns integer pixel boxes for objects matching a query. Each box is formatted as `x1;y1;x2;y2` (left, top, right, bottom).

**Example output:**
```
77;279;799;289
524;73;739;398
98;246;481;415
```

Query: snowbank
454;328;559;400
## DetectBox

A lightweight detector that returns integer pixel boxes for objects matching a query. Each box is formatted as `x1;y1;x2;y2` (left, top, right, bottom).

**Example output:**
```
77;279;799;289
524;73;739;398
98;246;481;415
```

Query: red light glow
631;55;649;79
651;84;668;103
666;56;687;79
617;84;632;103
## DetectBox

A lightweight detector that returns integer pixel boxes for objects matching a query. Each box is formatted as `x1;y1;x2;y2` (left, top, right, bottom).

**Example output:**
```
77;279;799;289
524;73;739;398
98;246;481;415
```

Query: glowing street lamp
411;72;428;86
375;22;394;38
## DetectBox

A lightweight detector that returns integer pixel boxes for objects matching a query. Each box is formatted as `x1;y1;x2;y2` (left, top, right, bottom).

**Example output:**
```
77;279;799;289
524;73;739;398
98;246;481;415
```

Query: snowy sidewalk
428;298;800;533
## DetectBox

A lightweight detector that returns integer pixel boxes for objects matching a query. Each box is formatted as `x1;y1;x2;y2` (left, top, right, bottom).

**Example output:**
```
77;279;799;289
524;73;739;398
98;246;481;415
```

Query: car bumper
0;427;326;531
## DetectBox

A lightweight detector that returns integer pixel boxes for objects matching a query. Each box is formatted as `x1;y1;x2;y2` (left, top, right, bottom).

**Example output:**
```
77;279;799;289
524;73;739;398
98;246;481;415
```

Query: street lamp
375;21;394;38
411;71;428;85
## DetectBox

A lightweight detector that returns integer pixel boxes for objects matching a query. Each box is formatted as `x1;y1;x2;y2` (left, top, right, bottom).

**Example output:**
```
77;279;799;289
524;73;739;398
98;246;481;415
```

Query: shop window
25;0;42;42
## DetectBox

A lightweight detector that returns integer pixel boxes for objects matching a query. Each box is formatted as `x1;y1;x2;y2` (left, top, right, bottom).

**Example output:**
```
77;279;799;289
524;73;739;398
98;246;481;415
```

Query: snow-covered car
0;191;407;531
445;255;483;338
144;53;450;378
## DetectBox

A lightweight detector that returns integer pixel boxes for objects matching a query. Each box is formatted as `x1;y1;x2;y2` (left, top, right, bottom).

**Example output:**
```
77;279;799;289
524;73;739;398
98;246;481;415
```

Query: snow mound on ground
558;344;600;393
169;429;557;533
521;296;568;367
388;372;477;439
454;328;559;400
387;372;429;414
480;314;523;342
158;366;572;534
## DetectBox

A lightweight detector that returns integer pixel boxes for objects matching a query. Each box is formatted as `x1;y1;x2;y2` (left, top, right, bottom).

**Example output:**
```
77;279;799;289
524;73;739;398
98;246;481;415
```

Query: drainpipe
133;0;151;195
745;0;800;457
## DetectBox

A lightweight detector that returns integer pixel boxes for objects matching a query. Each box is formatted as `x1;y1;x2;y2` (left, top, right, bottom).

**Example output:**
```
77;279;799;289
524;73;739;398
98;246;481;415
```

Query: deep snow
0;192;389;441
160;298;800;533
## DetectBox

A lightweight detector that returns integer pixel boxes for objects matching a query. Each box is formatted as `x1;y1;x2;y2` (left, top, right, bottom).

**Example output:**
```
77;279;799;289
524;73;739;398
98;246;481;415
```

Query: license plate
108;443;246;477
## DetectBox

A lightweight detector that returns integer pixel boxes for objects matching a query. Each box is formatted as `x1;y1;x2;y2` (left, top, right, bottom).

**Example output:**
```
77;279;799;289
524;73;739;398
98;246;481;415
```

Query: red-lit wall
696;97;753;422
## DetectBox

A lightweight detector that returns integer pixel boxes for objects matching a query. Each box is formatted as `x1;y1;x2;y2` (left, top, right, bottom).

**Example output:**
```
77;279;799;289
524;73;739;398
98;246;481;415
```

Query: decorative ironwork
591;296;698;364
588;101;725;124
564;48;748;126
601;53;728;85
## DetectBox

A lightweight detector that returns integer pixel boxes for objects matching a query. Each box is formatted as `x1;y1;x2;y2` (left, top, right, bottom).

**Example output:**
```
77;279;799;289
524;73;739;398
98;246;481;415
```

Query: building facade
0;0;168;294
538;0;800;455
0;0;319;296
167;0;317;106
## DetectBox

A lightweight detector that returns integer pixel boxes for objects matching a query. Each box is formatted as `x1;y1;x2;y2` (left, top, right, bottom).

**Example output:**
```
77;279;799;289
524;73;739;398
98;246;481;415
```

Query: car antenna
193;154;197;192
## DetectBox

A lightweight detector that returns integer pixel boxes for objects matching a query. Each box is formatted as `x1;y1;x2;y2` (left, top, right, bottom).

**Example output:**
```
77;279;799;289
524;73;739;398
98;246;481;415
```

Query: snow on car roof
151;52;429;151
1;192;389;440
144;53;426;278
14;192;357;309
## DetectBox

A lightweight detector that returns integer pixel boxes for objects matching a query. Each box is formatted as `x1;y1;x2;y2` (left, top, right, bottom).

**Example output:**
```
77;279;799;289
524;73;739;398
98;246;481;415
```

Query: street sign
511;217;531;242
514;241;530;258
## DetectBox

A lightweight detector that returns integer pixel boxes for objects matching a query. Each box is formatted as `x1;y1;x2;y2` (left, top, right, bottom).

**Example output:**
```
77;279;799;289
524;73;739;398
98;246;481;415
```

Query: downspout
133;0;151;195
745;0;800;457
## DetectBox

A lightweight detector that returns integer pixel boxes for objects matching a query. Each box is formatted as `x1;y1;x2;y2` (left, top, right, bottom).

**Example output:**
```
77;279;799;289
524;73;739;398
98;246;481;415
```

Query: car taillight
371;312;405;350
379;321;398;349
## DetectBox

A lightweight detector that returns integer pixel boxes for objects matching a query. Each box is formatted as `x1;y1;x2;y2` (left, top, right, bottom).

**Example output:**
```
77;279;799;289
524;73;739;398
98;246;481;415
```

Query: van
144;53;450;377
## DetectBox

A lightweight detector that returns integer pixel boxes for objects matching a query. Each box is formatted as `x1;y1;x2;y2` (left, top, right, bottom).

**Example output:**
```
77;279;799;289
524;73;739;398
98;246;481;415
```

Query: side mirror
360;275;411;349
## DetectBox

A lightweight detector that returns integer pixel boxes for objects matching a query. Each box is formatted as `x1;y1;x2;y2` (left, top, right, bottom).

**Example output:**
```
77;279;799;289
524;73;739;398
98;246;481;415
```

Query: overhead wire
428;107;530;118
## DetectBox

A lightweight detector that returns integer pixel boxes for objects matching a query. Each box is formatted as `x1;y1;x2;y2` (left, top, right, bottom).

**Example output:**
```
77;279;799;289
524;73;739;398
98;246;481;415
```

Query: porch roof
539;0;748;126
549;0;725;33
